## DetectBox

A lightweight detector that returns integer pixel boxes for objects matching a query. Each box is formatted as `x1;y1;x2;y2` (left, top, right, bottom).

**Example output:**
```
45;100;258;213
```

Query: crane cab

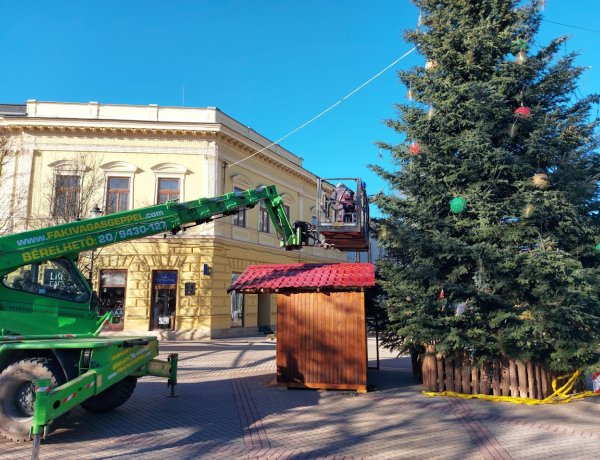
315;178;369;252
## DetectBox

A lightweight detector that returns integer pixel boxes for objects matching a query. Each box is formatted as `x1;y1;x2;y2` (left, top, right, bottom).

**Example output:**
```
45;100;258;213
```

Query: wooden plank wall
276;291;367;393
421;349;555;399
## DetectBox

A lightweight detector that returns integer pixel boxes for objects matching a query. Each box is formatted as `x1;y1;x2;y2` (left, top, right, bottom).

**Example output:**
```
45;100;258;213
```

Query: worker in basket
330;183;356;223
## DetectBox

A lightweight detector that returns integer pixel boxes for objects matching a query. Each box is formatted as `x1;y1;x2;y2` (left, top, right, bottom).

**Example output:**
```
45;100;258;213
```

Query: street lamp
89;205;103;219
88;206;103;286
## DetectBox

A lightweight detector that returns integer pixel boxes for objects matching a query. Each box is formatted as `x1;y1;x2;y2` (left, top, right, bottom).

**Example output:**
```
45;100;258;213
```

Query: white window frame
105;176;132;214
100;161;137;213
48;160;87;220
280;193;295;223
231;175;253;228
259;202;271;233
257;184;271;233
151;163;187;204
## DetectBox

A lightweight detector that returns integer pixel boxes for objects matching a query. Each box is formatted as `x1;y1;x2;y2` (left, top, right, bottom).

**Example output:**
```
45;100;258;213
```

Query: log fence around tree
419;345;564;399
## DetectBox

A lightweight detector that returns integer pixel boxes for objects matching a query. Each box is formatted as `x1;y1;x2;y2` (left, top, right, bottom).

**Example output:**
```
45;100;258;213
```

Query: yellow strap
423;370;599;405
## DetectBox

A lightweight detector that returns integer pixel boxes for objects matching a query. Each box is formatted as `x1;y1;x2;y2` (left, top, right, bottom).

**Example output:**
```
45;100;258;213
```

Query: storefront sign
153;271;177;286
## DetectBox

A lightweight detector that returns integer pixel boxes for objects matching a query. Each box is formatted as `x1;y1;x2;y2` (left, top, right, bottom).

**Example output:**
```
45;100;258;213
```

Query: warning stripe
35;386;52;393
62;393;77;403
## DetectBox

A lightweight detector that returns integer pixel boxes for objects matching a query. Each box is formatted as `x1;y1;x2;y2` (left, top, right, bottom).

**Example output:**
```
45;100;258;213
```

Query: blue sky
2;1;599;211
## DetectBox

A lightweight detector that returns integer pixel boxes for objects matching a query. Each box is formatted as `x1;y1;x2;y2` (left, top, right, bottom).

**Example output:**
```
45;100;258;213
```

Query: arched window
257;184;271;233
280;193;295;223
47;160;88;220
231;175;253;228
101;161;138;214
151;163;187;204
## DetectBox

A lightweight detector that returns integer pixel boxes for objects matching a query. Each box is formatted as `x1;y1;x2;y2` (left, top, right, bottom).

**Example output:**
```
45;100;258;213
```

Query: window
279;193;295;224
259;203;270;233
232;187;246;228
106;177;130;214
151;163;186;205
157;178;180;204
310;206;317;227
53;175;80;219
101;161;137;214
2;258;90;303
230;273;244;327
151;271;177;330
99;270;127;331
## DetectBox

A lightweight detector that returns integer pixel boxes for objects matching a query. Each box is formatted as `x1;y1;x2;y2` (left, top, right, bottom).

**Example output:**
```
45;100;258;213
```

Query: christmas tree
372;0;600;374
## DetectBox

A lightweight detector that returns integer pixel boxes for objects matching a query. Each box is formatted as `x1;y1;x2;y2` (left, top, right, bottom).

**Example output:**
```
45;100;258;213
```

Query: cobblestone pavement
1;338;599;459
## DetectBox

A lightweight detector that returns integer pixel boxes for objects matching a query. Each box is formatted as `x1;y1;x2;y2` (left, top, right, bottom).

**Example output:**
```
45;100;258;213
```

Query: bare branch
41;153;105;226
0;132;21;234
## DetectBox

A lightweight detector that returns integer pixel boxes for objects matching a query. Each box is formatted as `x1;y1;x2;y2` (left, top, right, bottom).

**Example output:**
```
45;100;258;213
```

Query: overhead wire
542;19;600;35
227;47;417;168
226;15;596;170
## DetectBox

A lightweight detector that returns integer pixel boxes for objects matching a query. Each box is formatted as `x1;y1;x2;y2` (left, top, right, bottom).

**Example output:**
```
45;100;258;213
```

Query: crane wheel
81;376;137;413
0;358;65;442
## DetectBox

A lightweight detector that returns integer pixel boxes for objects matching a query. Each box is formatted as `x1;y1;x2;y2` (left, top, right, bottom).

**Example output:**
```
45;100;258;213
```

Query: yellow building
0;100;346;339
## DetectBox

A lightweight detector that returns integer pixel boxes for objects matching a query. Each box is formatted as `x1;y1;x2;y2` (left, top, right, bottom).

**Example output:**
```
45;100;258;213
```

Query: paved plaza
1;337;599;459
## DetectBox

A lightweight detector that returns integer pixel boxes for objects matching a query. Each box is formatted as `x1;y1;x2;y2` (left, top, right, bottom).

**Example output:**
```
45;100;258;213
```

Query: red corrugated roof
228;263;375;293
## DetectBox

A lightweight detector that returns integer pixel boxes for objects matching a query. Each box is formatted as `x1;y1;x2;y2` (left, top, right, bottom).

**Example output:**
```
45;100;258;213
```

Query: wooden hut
229;263;374;393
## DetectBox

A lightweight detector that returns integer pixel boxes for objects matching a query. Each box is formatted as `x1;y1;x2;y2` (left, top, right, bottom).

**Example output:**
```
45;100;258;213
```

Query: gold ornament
425;59;438;71
428;107;435;120
522;204;535;218
519;310;534;321
515;50;527;65
532;173;550;189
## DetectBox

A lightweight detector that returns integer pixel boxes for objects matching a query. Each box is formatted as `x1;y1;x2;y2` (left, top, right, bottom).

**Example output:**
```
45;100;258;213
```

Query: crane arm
0;185;309;273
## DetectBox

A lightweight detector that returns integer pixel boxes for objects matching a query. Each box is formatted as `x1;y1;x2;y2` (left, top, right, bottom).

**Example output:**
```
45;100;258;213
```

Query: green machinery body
0;185;309;444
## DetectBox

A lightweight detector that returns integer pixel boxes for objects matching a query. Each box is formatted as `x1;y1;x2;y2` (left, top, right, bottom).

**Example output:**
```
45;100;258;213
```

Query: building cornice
1;120;219;139
2;119;318;187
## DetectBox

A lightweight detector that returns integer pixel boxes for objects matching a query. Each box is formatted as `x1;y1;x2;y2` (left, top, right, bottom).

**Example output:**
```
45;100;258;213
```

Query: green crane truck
0;185;310;451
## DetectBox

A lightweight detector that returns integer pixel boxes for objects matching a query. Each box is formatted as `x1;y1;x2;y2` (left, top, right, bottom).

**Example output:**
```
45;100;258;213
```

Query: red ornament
514;106;531;118
409;142;422;155
439;289;445;299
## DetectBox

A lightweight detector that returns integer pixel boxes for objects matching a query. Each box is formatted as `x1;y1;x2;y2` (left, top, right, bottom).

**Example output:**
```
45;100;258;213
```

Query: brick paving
1;337;599;459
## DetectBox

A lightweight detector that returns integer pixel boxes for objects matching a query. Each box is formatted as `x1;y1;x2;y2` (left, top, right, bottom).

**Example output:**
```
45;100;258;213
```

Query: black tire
0;358;65;442
80;376;137;413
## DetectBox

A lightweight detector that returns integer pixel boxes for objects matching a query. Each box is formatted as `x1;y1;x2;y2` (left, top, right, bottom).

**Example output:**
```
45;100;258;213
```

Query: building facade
0;100;346;339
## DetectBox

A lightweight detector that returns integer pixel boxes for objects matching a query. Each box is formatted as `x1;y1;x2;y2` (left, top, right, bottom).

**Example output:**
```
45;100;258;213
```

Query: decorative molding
48;159;90;173
151;162;189;174
280;193;295;204
2;120;317;186
100;161;138;173
231;174;253;190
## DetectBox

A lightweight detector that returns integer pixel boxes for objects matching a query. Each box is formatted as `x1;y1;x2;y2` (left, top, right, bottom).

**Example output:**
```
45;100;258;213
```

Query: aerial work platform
315;178;370;252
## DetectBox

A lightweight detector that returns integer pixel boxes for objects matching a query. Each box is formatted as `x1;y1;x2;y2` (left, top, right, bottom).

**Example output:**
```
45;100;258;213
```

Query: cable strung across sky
228;47;417;168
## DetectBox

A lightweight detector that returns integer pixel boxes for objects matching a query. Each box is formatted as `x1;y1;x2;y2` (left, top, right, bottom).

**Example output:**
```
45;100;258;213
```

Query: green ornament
595;242;600;253
450;196;467;214
512;38;527;54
